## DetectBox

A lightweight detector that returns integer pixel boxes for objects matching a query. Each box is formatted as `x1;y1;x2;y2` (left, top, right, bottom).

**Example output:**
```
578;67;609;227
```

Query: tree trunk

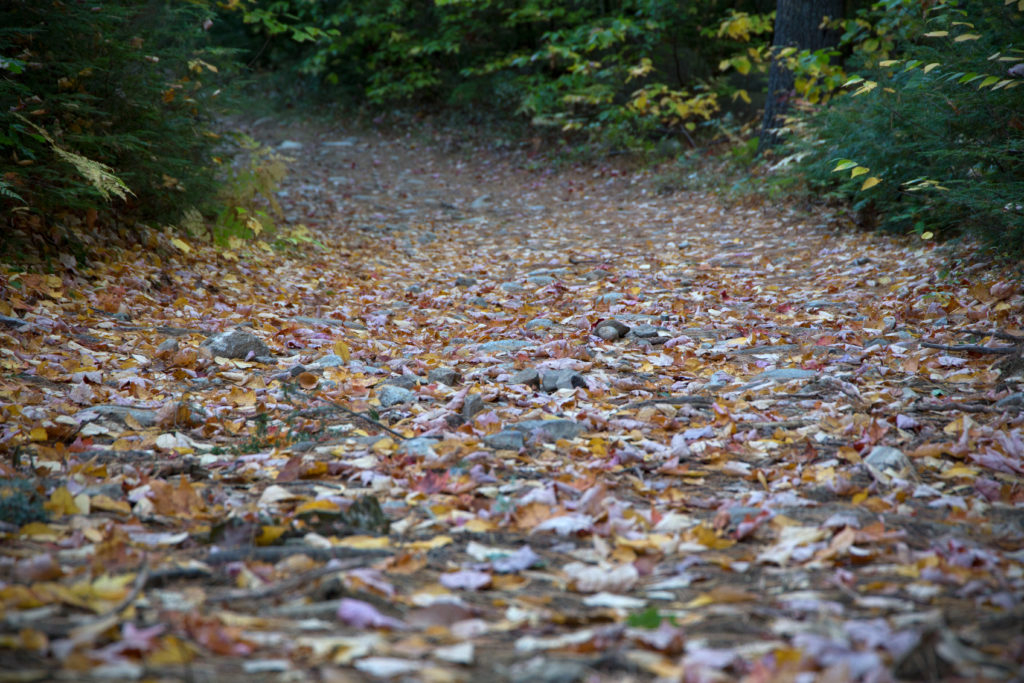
757;0;844;154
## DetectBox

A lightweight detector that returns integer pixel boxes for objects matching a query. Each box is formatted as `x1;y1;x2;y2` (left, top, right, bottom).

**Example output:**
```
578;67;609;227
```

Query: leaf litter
1;118;1023;681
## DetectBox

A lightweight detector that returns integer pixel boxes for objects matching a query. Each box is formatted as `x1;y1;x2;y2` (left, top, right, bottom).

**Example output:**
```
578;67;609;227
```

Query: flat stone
76;404;158;428
541;370;587;392
462;393;485;420
378;385;415;408
474;339;533;353
483;430;525;451
290;316;346;328
581;270;607;281
512;419;582;441
455;276;477;287
996;392;1024;408
311;354;347;368
0;314;28;329
397;437;438;458
595;319;630;341
385;375;419;389
201;328;272;360
628;324;671;340
730;344;800;356
428;367;459;386
500;282;525;293
596;292;624;304
864;446;909;471
525;318;557;331
527;275;556;286
509;368;540;387
278;140;303;150
743;368;818;386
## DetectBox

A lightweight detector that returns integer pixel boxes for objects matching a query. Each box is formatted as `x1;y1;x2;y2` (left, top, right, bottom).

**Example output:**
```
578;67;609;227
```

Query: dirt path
1;115;1022;681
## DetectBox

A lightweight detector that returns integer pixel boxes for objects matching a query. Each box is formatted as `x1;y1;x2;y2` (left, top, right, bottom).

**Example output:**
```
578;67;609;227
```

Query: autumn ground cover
2;115;1023;682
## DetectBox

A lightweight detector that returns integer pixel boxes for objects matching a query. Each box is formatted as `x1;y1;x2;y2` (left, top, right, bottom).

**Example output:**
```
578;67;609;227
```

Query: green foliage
779;0;1024;251
0;478;49;527
0;1;235;236
230;0;779;148
207;133;289;246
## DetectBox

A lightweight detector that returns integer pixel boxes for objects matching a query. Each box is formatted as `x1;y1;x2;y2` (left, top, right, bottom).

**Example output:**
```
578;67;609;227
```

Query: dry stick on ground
616;396;714;410
282;382;407;440
912;400;999;413
208;560;366;604
958;329;1024;343
205;546;391;565
921;342;1018;354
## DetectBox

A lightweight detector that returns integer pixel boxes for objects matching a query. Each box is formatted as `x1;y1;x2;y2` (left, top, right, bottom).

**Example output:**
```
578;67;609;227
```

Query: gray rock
156;338;178;354
510;368;541;387
385;375;419;389
595;319;630;341
378;385;415;408
428;367;459;386
527;275;556;286
743;368;818;386
628;324;671;340
469;194;491;210
462;393;485;420
512;419;582;441
0;314;28;329
864;446;914;484
278;140;303;150
311;354;347;368
484;430;525;451
290;316;346;328
418;233;437;245
508;657;587;683
289;364;307;377
581;269;607;281
525;318;556;331
595;292;624;304
475;339;533;353
407;285;423;294
541;370;587;392
466;296;489;306
455;276;477;287
397;437;438;458
730;344;800;356
996;392;1024;408
201;328;272;360
501;282;525;293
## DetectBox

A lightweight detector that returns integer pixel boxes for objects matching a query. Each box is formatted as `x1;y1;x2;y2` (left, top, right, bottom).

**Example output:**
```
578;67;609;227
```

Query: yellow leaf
923;62;940;73
170;237;191;253
850;166;869;178
256;525;287;546
337;535;391;549
29;426;48;442
878;59;900;67
954;33;981;42
245;215;263;236
861;176;881;190
45;486;80;516
334;340;351;362
923;31;949;37
404;535;452;550
921;231;934;240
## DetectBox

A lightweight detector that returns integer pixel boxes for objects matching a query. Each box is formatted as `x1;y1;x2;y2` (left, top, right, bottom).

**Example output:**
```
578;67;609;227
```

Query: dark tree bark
757;0;844;154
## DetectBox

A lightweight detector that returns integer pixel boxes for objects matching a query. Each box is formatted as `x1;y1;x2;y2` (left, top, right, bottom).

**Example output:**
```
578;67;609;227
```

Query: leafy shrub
1;0;235;250
230;0;778;149
780;0;1024;251
0;478;48;527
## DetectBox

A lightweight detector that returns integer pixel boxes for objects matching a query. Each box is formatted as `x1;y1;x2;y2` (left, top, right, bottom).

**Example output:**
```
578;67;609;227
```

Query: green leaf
626;608;663;629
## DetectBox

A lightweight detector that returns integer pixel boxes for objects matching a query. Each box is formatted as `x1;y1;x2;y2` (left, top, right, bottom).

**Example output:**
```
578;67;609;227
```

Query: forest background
1;0;1023;259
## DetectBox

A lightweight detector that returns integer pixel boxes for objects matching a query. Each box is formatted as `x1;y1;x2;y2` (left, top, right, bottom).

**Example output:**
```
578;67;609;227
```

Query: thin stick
956;329;1024;343
920;342;1017;354
282;382;407;440
209;561;364;604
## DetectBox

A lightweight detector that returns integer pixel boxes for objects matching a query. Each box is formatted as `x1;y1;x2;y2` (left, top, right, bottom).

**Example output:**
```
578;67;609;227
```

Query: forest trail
2;116;1022;681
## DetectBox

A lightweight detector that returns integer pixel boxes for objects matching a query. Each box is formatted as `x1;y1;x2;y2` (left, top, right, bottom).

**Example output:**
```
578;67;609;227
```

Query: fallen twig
208;561;363;603
911;400;997;413
205;545;390;565
282;382;407;440
736;419;813;430
616;395;713;410
921;342;1017;354
957;329;1024;343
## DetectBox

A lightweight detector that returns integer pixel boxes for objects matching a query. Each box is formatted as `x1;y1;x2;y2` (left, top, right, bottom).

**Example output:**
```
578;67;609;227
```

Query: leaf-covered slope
1;118;1022;681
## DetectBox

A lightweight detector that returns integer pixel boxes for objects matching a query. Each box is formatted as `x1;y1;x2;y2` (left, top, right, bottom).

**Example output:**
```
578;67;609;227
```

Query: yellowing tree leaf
170;237;191;253
861;176;882;190
850;166;870;178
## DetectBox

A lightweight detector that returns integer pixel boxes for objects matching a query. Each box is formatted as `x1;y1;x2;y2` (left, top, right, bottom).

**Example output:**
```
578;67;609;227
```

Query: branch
920;342;1017;354
208;560;364;604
